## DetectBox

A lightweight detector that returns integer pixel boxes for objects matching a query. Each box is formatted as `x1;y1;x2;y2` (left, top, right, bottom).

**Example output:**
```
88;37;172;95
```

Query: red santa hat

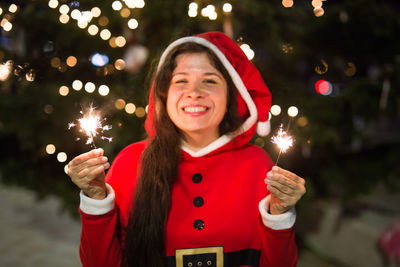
145;32;271;147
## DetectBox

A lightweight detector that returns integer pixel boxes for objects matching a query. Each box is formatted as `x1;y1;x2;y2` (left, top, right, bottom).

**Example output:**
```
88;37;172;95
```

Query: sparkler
68;105;112;148
271;123;294;166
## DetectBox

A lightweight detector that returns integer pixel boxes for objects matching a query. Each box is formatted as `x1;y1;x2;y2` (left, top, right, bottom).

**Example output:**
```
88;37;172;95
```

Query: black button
193;196;204;207
193;219;205;230
192;173;202;183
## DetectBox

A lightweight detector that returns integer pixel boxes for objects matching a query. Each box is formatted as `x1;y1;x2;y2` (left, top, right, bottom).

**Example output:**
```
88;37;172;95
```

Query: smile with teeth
182;106;209;113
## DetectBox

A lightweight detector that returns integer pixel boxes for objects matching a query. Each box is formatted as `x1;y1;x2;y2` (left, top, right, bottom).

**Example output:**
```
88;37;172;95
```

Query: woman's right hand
67;148;110;200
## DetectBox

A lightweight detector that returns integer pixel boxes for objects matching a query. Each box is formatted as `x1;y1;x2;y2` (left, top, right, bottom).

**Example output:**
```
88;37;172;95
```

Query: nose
185;83;204;99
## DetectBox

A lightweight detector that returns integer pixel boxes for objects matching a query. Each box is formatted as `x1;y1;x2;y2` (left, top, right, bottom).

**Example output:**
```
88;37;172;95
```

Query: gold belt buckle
175;246;224;267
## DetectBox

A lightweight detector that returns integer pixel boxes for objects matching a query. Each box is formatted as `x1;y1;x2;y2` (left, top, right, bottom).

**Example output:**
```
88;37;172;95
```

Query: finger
72;156;108;175
70;148;104;167
265;178;293;194
272;166;305;185
266;171;298;190
77;162;109;179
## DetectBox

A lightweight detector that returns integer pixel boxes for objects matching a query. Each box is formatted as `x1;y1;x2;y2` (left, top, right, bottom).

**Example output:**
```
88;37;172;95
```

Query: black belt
167;247;260;267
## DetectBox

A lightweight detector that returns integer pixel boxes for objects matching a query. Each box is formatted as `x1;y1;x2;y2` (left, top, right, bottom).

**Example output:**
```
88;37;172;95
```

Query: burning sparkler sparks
68;105;112;147
271;124;294;165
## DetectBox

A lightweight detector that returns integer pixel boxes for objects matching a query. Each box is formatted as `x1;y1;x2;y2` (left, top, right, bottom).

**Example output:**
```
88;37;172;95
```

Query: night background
0;0;399;266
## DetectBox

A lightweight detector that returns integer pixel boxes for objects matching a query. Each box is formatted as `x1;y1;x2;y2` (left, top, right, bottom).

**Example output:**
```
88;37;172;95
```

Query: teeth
184;106;207;112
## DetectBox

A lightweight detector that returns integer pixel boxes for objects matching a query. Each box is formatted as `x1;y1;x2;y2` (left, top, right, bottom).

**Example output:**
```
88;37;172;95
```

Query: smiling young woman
67;32;306;267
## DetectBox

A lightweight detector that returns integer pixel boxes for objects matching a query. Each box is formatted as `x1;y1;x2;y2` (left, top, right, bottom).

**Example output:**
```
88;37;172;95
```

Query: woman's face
166;52;228;143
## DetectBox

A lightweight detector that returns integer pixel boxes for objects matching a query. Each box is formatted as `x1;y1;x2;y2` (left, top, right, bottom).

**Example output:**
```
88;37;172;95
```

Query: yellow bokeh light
100;29;111;40
189;2;198;10
72;80;83;90
125;103;136;114
115;99;126;110
64;164;69;174
46;144;56;154
297;116;308;127
57;152;67;163
59;14;70;24
112;1;123;11
120;8;131;18
98;85;110;96
311;0;323;8
136;107;146;118
77;20;88;29
114;59;125;70
188;9;197;17
48;0;58;9
91;7;101;17
282;0;294;8
115;36;126;47
84;82;96;93
270;105;281;116
66;56;77;67
0;8;2;16
109;37;117;48
98;16;109;26
9;4;18;13
59;4;69;14
287;106;299;117
44;104;54;114
314;7;325;17
50;57;61;68
88;24;99;35
3;22;12;32
59;85;69;96
128;18;138;29
71;9;80;19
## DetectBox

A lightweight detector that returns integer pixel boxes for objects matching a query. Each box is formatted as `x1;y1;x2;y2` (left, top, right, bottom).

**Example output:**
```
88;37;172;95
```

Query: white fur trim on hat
256;120;271;136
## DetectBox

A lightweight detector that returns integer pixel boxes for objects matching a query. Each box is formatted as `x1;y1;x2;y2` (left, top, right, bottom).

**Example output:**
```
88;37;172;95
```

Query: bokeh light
270;105;281;116
59;85;69;96
223;3;233;13
115;99;126;110
88;24;99;35
9;4;18;13
72;80;83;90
125;103;136;114
136;107;146;118
297;116;308;127
128;18;138;29
282;0;294;8
91;53;109;67
120;8;131;18
84;82;96;93
57;152;67;162
98;16;109;26
59;14;70;24
44;104;54;114
46;144;56;154
91;7;101;17
66;56;77;67
114;59;125;70
50;57;61;68
287;106;299;117
48;0;59;9
98;85;110;96
112;1;123;11
59;4;69;14
115;36;126;47
315;79;333;95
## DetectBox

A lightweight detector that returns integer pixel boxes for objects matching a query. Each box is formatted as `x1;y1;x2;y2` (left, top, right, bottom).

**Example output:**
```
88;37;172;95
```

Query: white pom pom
256;120;271;136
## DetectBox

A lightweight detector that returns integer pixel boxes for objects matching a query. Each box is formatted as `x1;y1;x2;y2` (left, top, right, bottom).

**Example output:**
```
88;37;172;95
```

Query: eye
174;79;187;84
203;79;217;84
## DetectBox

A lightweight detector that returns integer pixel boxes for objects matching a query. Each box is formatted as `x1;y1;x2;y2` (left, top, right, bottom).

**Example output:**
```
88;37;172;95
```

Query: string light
188;2;198;17
125;103;136;114
91;7;101;17
270;105;281;116
0;60;13;81
59;85;69;96
115;99;126;110
72;80;83;90
282;0;294;8
0;8;2;15
114;59;126;70
57;152;67;162
98;16;109;26
71;9;80;19
240;44;255;60
127;18;138;29
9;4;18;13
66;56;77;67
59;14;70;24
223;3;232;13
100;29;111;40
112;1;123;11
120;8;131;18
48;0;59;9
84;82;96;93
136;107;146;118
59;4;69;14
115;36;126;47
3;21;12;31
88;24;99;35
287;106;299;117
46;144;56;154
98;85;110;96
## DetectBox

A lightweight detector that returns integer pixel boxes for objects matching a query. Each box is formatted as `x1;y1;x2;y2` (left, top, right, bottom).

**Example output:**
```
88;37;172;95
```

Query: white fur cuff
258;195;296;230
79;183;115;215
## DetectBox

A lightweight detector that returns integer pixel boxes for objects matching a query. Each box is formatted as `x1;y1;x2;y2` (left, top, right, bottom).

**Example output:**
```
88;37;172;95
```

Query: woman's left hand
264;166;306;215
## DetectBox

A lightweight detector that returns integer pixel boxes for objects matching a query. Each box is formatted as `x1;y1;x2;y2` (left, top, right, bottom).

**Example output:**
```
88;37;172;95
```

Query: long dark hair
123;42;242;267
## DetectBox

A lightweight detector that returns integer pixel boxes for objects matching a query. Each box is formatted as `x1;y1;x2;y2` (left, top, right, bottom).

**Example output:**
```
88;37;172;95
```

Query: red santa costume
79;32;298;267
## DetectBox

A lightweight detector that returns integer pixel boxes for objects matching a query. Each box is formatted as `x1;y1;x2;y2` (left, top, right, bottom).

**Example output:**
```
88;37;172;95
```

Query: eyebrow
172;72;223;79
